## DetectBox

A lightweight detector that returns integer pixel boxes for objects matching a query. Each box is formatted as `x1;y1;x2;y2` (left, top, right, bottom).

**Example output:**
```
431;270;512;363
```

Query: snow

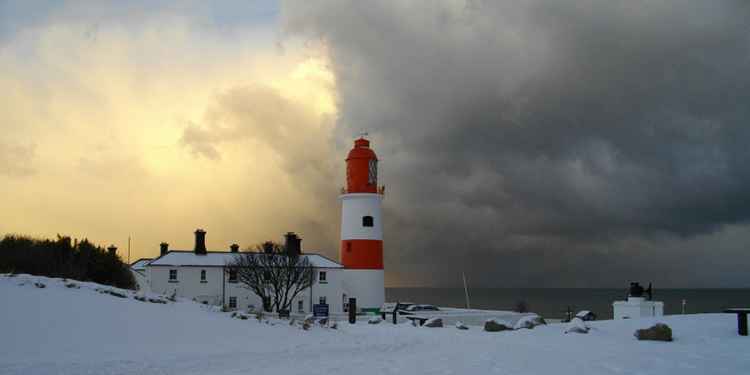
148;251;343;268
130;258;152;271
2;274;749;375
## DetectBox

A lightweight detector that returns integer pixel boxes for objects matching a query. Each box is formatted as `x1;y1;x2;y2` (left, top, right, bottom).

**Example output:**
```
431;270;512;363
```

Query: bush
484;319;512;332
0;234;135;289
635;323;673;342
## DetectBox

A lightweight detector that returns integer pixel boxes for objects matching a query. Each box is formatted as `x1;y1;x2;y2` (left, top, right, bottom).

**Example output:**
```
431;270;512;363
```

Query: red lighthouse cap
345;137;378;193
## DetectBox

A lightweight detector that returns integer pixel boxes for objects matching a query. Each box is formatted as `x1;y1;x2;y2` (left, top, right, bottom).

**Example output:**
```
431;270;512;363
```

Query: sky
2;1;750;288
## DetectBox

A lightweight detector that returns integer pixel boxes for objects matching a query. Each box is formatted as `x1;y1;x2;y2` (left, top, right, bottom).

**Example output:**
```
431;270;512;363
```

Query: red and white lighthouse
340;137;385;311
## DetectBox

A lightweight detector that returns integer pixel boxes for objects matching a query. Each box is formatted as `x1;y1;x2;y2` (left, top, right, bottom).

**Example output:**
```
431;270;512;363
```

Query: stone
484;319;512;332
635;323;673;342
368;316;382;324
423;318;443;328
514;314;547;330
318;317;329;326
564;318;589;334
455;321;469;330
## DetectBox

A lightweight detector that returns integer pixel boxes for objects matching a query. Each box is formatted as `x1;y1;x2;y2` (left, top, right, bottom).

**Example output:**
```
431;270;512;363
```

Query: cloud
282;0;750;286
0;141;36;177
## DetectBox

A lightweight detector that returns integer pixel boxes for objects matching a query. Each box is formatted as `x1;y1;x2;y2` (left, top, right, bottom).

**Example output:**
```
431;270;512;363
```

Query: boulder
564;318;589;334
635;323;673;342
484;319;512;332
329;321;338;329
318;317;329;326
423;318;443;328
514;314;547;330
368;316;382;324
455;321;469;330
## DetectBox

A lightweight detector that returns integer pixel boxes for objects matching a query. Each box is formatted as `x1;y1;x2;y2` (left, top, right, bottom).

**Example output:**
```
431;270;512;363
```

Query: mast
462;271;471;309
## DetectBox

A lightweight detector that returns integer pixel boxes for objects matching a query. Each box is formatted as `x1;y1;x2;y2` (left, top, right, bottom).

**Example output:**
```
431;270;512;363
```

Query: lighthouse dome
345;137;378;193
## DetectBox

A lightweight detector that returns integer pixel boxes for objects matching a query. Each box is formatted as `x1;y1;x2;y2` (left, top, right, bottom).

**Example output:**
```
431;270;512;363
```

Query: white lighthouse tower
340;137;385;312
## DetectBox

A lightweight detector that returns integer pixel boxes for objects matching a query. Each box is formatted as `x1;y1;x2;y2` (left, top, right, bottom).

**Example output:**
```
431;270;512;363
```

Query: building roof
130;258;153;271
147;251;343;268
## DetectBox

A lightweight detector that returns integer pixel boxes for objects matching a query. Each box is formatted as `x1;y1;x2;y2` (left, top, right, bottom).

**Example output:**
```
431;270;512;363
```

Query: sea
386;288;750;320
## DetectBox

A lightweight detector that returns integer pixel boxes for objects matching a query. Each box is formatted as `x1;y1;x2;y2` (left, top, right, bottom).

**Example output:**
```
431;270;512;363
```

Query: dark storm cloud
282;1;750;287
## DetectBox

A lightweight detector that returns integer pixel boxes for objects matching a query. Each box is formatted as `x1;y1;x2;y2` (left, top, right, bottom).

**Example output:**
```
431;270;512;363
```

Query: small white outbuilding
613;297;664;320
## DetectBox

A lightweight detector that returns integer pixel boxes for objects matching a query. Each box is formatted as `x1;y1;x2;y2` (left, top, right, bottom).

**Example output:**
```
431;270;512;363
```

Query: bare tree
226;241;316;313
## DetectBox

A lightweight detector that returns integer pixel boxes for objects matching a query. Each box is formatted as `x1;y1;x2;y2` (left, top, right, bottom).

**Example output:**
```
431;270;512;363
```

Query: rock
318;317;329;326
368;316;382;324
564;318;589;334
423;318;443;328
302;321;311;330
514;314;547;330
484;319;512;332
329;321;338;329
455;321;469;330
64;282;79;289
635;323;673;342
34;282;46;288
303;316;315;326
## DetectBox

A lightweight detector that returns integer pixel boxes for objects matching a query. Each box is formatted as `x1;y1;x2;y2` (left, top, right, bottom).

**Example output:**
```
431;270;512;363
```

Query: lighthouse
340;137;385;312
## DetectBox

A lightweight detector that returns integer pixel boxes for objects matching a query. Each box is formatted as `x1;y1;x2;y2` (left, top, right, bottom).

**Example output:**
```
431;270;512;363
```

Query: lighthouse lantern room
340;137;385;312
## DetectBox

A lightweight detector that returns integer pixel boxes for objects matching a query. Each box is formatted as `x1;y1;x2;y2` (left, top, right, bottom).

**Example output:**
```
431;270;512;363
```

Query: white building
132;137;387;314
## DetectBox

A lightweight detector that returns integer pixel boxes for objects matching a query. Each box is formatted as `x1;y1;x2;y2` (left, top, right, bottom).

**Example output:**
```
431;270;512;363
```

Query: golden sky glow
0;13;343;263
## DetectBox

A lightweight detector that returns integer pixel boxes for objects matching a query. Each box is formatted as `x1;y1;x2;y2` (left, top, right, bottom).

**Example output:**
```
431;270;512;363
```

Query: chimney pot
160;242;169;256
284;232;302;256
230;244;239;253
194;229;207;255
107;245;117;256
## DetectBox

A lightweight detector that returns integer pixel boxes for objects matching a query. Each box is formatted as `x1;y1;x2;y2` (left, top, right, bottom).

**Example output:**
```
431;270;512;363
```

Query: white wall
148;266;223;305
340;193;383;240
342;269;385;311
147;265;350;314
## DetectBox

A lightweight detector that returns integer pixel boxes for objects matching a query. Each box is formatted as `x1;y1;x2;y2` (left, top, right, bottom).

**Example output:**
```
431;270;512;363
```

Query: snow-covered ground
2;274;748;375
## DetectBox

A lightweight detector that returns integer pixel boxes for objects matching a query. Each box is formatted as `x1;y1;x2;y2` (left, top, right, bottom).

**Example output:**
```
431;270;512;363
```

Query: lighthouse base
342;269;385;312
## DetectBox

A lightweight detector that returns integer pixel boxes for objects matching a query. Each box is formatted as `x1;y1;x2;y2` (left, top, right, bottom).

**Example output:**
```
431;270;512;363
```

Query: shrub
0;234;135;289
635;323;673;342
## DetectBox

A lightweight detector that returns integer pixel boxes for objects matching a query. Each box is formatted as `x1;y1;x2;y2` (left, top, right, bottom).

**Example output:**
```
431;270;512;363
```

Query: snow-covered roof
148;251;343;268
130;258;153;271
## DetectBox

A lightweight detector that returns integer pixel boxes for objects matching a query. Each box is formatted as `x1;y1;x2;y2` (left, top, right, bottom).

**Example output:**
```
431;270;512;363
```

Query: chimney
194;229;207;255
107;245;117;256
230;244;239;253
284;232;301;256
160;242;169;256
262;242;274;254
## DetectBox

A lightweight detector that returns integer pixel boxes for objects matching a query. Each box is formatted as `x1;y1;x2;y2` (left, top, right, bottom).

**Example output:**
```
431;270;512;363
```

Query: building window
228;270;238;283
319;271;327;283
362;215;374;227
228;297;237;309
298;300;304;313
200;270;207;283
319;296;327;305
169;269;178;282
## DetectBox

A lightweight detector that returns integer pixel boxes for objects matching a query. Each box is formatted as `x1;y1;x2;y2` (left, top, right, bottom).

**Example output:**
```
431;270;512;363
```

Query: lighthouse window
368;159;378;185
362;215;374;227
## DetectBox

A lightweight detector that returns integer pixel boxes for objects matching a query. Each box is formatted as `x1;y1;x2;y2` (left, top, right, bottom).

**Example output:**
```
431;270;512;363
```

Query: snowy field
1;274;748;375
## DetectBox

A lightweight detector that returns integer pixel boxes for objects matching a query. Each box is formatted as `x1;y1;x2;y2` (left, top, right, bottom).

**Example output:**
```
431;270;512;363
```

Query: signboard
381;302;398;314
313;303;329;318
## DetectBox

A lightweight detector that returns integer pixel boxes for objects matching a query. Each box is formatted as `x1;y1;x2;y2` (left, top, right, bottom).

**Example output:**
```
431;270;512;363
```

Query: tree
226;241;316;313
